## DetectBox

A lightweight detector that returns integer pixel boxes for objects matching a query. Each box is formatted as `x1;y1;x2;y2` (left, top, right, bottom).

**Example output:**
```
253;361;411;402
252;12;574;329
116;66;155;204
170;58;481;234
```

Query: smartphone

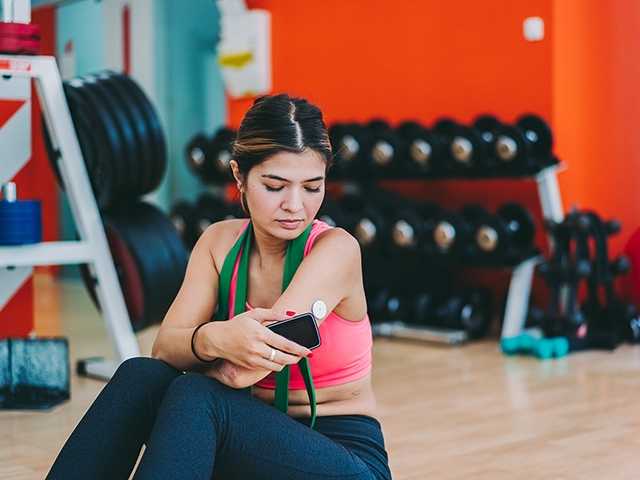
267;312;322;350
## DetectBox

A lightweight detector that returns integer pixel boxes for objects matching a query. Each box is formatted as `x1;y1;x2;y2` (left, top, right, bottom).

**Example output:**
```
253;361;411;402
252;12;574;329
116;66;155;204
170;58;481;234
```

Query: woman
47;94;392;480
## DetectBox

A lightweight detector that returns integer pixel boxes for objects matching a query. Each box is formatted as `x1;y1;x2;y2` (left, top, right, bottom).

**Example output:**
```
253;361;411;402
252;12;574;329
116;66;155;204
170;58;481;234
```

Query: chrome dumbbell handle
1;182;17;202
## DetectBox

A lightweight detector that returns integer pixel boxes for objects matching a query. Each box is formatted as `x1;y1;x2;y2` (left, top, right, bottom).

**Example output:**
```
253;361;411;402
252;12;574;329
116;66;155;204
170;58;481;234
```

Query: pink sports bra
226;219;373;390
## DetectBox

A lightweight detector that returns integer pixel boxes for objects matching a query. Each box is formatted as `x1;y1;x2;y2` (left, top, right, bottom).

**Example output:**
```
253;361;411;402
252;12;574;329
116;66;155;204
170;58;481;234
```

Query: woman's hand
201;307;311;371
203;360;272;389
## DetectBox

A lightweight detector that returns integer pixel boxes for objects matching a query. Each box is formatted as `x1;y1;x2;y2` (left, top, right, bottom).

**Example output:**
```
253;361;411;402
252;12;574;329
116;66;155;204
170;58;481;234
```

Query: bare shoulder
312;227;361;258
199;218;248;270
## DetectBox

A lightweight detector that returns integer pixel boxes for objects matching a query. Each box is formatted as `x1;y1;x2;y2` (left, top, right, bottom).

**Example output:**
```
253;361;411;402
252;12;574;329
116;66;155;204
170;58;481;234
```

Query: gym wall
228;0;639;258
553;0;640;256
35;0;223;248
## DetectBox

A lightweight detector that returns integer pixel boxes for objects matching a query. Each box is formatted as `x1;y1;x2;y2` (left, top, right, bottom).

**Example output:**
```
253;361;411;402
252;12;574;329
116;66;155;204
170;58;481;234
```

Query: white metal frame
0;55;140;379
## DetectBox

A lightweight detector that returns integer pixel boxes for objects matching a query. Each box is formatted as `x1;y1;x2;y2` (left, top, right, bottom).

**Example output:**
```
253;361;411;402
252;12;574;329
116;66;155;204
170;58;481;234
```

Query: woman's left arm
271;227;363;322
200;228;363;389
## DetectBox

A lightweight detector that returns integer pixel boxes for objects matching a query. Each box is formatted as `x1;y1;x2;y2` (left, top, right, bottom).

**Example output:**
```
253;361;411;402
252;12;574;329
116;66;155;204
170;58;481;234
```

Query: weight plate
0;22;41;39
497;203;536;246
206;128;235;182
98;71;155;197
170;201;198;248
82;73;140;200
103;223;147;330
516;114;553;158
108;73;167;194
138;202;189;296
63;83;115;209
472;114;501;133
68;77;129;202
185;133;210;180
494;125;528;164
0;36;39;54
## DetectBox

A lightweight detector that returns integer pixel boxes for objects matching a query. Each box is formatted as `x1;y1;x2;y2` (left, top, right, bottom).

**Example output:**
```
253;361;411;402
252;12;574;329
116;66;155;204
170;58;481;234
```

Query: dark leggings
46;357;392;480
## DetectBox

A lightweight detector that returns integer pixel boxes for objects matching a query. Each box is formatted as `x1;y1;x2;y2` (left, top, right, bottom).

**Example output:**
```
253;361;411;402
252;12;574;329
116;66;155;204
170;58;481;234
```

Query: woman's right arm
151;224;224;370
151;222;312;372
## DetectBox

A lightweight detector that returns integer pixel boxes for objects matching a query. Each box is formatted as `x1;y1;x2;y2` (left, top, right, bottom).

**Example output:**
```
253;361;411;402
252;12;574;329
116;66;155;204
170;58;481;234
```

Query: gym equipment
69;75;134;200
507;209;638;358
368;288;409;324
95;71;155;196
1;43;142;380
340;191;386;251
426;204;487;259
389;201;440;253
82;201;188;332
193;193;240;237
494;114;556;173
169;200;198;250
396;121;446;177
328;122;372;179
0;337;70;409
185;127;236;184
471;114;503;171
500;333;569;359
432;117;489;173
317;196;347;228
0;182;41;245
43;70;167;209
0;20;41;55
429;289;493;339
474;203;536;263
366;119;406;177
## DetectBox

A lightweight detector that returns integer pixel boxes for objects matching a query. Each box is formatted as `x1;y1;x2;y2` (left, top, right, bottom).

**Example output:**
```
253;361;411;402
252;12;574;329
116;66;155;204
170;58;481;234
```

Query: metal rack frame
0;54;140;379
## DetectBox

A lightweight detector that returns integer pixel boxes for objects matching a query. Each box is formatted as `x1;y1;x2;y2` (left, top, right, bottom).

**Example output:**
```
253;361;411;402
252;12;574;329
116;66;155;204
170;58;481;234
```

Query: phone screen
267;313;321;350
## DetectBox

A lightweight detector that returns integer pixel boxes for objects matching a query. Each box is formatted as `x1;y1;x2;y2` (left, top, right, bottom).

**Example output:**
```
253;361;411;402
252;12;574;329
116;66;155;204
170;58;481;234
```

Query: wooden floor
2;273;640;479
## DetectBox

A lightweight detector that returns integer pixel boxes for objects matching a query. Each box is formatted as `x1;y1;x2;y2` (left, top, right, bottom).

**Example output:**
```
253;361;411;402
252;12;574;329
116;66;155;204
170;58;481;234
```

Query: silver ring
269;348;276;362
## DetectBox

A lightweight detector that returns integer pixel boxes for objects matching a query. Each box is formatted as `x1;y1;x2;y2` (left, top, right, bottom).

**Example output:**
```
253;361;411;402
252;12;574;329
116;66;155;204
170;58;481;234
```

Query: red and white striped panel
0;75;33;337
0;76;31;183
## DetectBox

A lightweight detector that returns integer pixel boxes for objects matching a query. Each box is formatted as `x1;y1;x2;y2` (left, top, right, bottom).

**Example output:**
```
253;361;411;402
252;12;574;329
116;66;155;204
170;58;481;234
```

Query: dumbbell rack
0;54;140;379
372;164;565;344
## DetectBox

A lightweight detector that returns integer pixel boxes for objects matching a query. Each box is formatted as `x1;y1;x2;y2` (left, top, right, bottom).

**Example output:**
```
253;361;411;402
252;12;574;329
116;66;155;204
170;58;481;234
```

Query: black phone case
267;312;322;350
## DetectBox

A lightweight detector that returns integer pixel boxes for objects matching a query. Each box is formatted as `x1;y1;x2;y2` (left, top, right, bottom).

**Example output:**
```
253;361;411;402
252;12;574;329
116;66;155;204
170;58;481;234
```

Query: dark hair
232;94;334;178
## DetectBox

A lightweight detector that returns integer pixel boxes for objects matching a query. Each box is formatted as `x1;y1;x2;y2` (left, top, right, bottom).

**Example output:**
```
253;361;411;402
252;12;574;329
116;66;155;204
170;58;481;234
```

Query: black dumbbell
433;118;488;173
317;196;347;228
368;287;409;324
471;114;504;172
185;128;236;184
474;203;536;261
425;204;487;259
193;193;234;237
340;191;397;253
328;122;372;179
389;202;441;253
185;133;209;181
169;200;198;249
396;121;446;177
494;114;554;173
408;291;439;326
432;289;492;338
366;119;406;178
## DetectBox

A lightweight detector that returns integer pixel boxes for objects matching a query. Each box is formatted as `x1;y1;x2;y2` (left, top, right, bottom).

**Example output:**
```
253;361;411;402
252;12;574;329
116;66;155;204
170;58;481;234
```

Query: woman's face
242;149;326;240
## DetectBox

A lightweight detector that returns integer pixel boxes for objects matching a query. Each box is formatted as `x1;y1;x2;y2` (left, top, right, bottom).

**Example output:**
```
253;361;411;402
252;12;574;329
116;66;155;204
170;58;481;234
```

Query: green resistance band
216;222;317;428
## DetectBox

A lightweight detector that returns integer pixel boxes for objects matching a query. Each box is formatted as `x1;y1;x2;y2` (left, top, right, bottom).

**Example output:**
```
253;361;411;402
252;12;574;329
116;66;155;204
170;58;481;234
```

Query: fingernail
308;353;314;358
286;310;296;316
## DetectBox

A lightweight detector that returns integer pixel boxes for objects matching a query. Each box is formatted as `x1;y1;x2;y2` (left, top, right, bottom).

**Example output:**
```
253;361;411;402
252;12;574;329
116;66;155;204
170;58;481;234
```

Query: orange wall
228;0;555;239
230;1;553;127
553;0;640;255
226;0;559;312
228;0;640;260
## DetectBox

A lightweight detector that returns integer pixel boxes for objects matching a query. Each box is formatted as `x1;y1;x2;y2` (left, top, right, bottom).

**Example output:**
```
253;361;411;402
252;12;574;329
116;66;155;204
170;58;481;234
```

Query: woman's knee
112;357;180;388
163;373;238;412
